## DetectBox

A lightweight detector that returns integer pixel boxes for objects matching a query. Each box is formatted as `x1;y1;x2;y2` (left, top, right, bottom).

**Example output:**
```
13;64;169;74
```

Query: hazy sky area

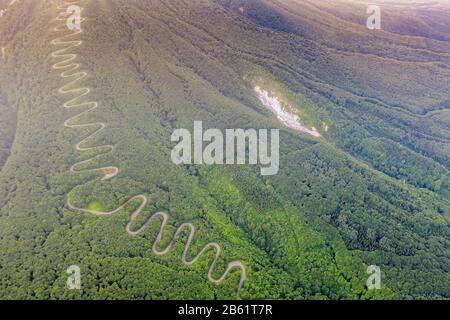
309;0;450;9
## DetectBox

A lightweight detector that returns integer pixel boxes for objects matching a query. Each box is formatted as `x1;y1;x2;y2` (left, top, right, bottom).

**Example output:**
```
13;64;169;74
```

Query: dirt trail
52;0;246;298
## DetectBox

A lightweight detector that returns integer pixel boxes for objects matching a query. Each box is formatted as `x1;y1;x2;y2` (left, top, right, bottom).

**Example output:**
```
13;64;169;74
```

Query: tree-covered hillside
0;0;448;299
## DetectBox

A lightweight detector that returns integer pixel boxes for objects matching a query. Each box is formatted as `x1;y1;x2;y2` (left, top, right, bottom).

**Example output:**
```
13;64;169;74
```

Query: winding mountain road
52;0;246;298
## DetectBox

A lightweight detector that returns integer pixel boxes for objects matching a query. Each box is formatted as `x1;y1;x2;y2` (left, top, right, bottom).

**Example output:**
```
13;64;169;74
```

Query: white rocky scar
255;86;321;138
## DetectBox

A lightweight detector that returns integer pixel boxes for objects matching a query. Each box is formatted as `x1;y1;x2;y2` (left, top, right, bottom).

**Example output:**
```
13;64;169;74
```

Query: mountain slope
0;0;448;299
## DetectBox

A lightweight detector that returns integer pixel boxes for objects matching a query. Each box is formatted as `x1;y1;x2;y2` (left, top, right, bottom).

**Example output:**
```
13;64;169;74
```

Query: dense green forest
0;0;448;299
